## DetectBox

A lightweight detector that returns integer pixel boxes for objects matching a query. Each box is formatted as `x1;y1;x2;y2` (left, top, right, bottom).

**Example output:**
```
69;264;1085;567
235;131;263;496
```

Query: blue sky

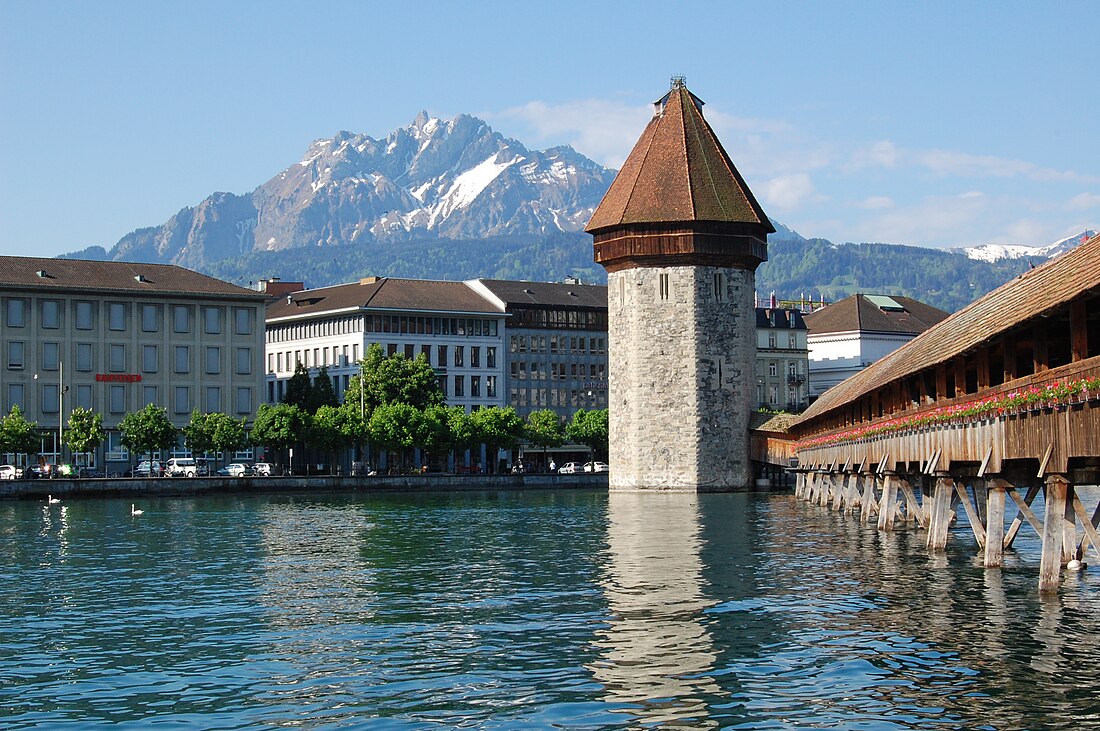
1;1;1097;259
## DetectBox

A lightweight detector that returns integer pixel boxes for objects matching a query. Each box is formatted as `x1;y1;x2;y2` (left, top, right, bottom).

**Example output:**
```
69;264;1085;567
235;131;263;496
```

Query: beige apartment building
0;257;267;471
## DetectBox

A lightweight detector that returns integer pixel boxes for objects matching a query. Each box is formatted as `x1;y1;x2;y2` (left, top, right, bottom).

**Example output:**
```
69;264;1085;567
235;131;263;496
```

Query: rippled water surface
2;488;1100;729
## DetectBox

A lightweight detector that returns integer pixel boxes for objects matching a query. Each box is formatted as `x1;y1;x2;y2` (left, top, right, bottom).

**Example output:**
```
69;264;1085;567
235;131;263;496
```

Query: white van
166;458;199;477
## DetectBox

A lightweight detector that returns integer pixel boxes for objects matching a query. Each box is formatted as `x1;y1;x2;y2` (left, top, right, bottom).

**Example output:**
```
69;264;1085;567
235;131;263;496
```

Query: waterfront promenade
0;472;609;500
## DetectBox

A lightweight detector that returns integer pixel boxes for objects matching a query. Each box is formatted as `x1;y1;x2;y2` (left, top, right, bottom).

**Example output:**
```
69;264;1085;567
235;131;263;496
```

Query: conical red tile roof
586;83;773;233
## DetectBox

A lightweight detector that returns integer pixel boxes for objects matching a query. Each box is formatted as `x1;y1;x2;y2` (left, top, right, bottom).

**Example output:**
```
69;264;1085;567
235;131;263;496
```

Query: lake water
2;488;1099;730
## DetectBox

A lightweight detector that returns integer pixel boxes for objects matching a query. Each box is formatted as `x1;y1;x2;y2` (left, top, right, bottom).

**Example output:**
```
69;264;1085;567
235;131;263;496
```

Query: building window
789;362;797;376
789;333;797;349
76;384;92;410
234;308;252;335
5;299;25;328
41;300;60;329
143;385;158;407
454;375;464;397
768;362;777;377
42;342;59;371
486;375;496;398
769;386;778;405
174;346;190;374
404;344;414;359
714;273;725;302
42;384;59;413
174;386;190;414
141;304;159;332
659;273;670;301
438;345;448;366
173;305;190;333
6;341;24;370
454;347;464;368
487;347;496;369
109;385;126;414
105;432;128;461
768;333;776;348
109;303;126;331
236;347;252;375
235;387;251;415
471;376;481;398
206;387;221;414
471;347;480;368
205;347;221;375
204;307;221;335
6;383;24;412
110;344;126;372
76;343;93;372
142;345;158;373
75;301;94;330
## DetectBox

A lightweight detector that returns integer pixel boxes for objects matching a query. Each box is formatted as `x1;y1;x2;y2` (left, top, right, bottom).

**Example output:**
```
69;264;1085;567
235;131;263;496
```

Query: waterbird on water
47;495;60;504
131;504;144;516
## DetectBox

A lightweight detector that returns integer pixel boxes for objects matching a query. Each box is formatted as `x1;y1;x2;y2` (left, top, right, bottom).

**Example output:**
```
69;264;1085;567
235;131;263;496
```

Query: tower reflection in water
591;492;722;728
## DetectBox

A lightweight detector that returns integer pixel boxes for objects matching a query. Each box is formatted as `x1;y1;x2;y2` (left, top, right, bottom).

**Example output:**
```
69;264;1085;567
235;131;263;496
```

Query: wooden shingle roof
585;82;773;234
798;235;1100;423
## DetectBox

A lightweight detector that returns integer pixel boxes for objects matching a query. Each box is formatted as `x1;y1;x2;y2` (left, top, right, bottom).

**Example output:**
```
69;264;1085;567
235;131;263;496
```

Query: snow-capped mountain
961;230;1095;263
105;113;617;266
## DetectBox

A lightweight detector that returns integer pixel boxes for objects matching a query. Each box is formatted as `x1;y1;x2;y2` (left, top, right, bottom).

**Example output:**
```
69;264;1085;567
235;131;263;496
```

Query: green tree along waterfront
63;407;104;468
118;405;177;469
0;406;39;464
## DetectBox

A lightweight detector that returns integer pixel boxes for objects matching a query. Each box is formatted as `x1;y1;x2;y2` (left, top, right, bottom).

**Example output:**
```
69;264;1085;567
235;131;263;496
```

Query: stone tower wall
607;265;756;490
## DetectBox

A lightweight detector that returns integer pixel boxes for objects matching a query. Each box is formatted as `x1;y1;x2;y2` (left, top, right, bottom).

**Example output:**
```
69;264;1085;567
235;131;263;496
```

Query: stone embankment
0;473;609;500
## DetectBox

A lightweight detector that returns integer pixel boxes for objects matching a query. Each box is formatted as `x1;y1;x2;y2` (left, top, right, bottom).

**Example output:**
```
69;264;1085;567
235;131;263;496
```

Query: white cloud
491;99;652;168
854;195;894;210
1067;191;1100;210
760;173;816;211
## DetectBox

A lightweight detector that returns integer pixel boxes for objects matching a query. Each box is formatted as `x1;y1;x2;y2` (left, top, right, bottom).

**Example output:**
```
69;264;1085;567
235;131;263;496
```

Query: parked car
557;462;582;474
133;460;164;477
0;465;22;480
584;461;610;473
166;457;200;477
217;463;252;477
252;462;273;477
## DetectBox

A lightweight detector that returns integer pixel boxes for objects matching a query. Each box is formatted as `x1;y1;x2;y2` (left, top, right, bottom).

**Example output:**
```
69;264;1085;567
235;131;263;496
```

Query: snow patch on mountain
961;230;1095;263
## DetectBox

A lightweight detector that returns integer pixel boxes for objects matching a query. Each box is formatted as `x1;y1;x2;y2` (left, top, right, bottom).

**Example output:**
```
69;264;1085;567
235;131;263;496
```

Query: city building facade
755;307;809;411
264;277;507;414
804;293;950;400
466;279;609;423
0;257;268;471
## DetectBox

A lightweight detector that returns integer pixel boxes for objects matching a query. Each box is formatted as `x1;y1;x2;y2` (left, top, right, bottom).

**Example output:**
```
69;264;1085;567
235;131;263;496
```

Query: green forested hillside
198;232;1035;314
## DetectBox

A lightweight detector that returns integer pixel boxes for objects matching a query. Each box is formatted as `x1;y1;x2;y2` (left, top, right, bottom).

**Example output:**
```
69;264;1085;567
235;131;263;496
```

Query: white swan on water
131;504;144;516
47;495;60;504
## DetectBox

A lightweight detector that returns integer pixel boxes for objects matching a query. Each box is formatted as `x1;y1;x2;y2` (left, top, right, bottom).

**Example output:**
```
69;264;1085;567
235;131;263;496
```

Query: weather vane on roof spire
670;75;686;89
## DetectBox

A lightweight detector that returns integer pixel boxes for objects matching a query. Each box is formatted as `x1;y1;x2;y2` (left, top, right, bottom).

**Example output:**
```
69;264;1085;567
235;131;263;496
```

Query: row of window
510;361;607;381
6;383;252;415
269;343;500;375
764;333;802;349
765;361;805;378
4;341;253;376
268;314;501;343
2;298;254;336
510;308;608;331
509;335;607;355
508;387;608;409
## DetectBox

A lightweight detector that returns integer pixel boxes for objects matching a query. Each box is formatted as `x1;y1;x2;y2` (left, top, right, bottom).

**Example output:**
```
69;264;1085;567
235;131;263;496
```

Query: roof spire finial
670;75;687;90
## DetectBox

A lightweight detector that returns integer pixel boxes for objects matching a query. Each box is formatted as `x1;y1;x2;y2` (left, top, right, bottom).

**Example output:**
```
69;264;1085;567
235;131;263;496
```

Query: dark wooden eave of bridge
793;234;1100;446
586;80;773;273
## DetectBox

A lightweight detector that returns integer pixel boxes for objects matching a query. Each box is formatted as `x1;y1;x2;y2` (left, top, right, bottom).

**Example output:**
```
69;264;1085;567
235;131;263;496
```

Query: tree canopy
566;408;609;460
0;406;39;458
118;404;178;461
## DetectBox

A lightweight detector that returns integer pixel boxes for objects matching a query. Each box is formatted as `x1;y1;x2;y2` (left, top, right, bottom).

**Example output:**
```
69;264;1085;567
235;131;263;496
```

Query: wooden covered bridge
752;233;1100;591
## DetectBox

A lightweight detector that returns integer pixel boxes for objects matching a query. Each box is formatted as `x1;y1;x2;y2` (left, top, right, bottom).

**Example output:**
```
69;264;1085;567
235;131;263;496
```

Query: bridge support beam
860;472;877;524
877;472;899;531
845;471;861;513
984;479;1008;567
927;473;954;551
1040;474;1070;592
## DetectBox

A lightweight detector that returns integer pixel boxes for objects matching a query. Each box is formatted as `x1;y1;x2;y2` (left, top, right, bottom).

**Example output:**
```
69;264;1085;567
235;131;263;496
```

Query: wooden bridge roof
797;233;1100;423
